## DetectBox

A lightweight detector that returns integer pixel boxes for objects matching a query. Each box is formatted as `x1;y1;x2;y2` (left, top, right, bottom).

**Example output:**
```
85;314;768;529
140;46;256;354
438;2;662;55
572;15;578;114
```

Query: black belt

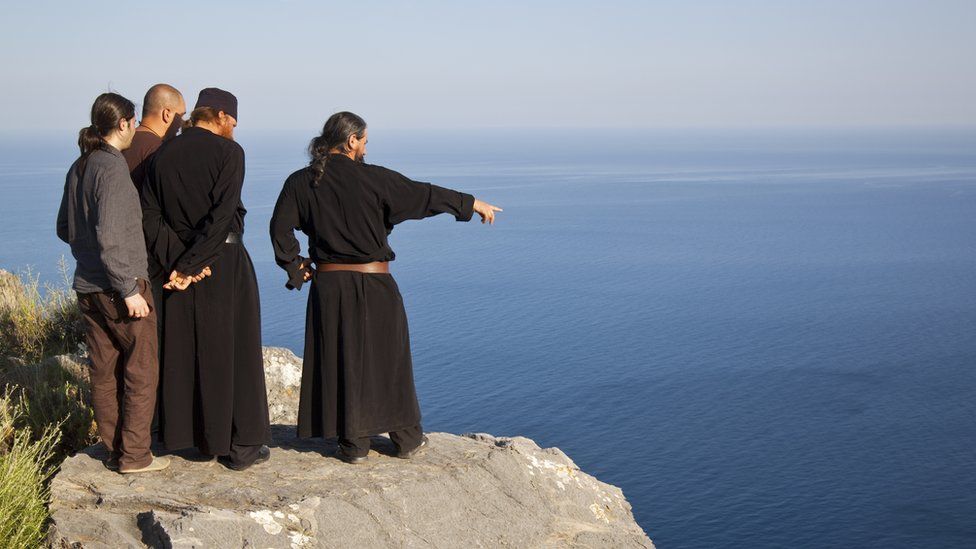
225;232;243;244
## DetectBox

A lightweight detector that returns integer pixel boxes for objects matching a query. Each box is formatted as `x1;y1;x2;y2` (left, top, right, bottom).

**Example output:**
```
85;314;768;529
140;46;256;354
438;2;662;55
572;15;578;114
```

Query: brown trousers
77;279;158;470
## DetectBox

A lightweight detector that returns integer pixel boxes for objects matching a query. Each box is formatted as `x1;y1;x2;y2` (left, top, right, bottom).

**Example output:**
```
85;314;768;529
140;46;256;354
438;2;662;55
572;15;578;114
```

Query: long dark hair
77;92;135;173
308;111;367;186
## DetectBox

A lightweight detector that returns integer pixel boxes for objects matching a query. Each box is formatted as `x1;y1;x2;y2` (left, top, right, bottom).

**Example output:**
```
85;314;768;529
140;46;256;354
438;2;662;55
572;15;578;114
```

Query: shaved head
142;83;184;118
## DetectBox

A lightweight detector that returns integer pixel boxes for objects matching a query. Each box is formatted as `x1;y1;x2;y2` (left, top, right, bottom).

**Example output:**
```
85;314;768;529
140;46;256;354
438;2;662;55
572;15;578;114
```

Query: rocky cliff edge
47;348;654;548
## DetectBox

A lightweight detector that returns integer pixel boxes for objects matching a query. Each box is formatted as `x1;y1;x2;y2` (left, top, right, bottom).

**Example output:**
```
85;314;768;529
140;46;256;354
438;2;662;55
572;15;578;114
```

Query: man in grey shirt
58;138;151;299
57;92;169;474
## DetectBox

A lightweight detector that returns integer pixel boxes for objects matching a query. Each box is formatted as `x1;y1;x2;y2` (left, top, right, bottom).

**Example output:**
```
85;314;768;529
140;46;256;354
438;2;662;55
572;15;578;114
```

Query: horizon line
4;123;976;135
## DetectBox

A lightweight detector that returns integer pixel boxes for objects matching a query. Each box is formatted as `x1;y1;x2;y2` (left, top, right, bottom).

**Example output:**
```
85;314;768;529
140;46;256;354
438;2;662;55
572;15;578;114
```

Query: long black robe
269;153;474;439
142;127;270;454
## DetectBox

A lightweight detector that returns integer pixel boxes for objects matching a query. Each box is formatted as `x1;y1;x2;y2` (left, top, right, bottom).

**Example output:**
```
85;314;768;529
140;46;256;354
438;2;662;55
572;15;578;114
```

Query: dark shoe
219;445;271;471
335;447;368;464
396;435;428;459
104;457;119;471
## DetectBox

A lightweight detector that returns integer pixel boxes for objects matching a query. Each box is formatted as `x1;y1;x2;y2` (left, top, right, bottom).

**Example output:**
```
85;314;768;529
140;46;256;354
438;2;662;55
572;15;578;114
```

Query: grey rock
49;430;652;548
262;347;303;425
46;347;654;548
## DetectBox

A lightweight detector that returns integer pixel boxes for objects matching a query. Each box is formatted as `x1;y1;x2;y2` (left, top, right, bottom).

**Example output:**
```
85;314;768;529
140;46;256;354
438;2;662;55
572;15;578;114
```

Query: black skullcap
195;87;238;120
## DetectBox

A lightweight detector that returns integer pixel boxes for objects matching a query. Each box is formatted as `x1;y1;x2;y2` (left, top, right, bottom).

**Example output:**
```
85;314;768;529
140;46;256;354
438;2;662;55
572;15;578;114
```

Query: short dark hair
141;83;182;118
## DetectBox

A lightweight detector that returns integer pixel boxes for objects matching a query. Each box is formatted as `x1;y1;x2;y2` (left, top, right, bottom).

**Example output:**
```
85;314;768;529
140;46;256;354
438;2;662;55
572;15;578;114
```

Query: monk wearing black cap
141;87;271;470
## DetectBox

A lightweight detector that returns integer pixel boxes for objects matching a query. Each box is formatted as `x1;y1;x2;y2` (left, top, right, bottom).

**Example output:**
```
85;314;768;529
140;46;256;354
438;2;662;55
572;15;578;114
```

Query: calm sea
2;128;975;548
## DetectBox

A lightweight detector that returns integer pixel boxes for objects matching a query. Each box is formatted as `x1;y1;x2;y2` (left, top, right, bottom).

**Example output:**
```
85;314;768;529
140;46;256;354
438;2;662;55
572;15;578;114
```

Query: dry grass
1;355;95;462
0;261;84;363
0;264;96;548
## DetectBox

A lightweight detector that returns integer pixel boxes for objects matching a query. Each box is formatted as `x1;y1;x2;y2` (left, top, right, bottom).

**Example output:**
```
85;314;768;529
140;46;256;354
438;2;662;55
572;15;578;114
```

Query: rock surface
47;347;654;548
261;347;303;425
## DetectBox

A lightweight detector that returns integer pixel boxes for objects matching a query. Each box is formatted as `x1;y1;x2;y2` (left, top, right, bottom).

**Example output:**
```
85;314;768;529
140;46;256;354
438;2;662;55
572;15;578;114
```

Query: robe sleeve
376;166;475;226
141;159;186;274
93;163;141;298
173;144;245;275
270;179;310;291
56;171;70;244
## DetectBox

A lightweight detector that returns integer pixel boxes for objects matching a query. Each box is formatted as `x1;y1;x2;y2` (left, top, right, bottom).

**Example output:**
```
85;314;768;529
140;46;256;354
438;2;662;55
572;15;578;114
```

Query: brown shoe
119;455;171;474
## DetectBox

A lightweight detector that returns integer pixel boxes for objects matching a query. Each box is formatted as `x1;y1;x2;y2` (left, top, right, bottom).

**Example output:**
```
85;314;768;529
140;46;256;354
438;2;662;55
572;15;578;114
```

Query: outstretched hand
473;199;503;225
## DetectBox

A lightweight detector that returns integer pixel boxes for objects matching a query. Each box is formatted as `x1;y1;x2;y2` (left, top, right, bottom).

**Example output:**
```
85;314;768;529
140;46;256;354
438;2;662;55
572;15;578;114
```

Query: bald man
123;83;185;438
124;84;185;192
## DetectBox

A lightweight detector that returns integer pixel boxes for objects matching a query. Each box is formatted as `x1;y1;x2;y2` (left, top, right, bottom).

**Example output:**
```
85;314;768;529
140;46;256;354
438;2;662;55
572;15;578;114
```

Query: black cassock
269;153;474;439
142;127;270;455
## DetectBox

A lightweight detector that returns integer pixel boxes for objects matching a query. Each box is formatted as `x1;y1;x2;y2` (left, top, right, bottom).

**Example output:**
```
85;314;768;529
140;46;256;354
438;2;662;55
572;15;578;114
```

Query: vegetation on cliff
0;267;94;548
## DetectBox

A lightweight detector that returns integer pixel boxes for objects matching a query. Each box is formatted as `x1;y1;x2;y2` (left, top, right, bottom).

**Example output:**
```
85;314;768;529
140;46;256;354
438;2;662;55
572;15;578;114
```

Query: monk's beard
218;122;235;141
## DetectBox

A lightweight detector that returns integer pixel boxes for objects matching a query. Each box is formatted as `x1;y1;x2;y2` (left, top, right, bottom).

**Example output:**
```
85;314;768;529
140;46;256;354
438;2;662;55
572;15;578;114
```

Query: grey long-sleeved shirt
57;146;149;297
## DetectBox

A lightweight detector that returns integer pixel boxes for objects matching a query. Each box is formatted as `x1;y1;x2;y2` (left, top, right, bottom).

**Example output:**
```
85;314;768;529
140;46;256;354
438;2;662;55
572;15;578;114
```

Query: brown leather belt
315;261;389;273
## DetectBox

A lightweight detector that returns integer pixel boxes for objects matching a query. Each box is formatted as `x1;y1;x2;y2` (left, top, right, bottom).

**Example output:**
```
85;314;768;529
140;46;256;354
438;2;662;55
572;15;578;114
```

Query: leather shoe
219;445;271;471
396;435;428;459
335;447;368;464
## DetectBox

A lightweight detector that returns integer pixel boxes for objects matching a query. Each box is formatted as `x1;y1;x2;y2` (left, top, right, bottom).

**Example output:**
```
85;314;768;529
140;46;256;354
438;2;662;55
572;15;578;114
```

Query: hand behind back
163;266;212;291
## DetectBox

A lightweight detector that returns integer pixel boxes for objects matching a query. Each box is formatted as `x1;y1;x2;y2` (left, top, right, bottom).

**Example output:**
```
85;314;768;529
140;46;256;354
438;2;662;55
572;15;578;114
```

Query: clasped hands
298;259;312;282
163;266;212;291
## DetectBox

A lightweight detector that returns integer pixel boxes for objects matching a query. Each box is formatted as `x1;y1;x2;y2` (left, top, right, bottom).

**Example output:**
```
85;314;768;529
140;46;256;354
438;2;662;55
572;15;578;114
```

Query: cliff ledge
47;347;653;548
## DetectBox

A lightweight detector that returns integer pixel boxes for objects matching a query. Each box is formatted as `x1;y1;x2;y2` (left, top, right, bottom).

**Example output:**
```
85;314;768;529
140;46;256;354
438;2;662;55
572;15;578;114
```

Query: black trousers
339;424;423;458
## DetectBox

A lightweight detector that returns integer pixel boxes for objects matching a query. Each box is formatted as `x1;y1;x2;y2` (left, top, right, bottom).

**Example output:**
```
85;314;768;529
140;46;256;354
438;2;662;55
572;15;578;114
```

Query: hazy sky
2;0;974;131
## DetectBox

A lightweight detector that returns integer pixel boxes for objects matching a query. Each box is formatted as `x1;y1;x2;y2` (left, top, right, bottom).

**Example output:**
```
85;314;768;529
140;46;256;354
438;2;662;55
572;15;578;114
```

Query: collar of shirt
327;152;357;163
135;125;163;139
99;144;125;160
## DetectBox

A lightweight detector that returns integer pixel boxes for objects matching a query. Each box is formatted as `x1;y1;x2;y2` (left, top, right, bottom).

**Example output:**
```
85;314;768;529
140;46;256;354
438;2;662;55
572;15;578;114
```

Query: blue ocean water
2;128;975;548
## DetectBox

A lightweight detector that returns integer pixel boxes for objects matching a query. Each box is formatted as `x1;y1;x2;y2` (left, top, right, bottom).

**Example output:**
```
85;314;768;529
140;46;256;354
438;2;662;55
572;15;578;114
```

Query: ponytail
77;124;102;157
76;92;136;174
308;136;332;187
307;111;367;188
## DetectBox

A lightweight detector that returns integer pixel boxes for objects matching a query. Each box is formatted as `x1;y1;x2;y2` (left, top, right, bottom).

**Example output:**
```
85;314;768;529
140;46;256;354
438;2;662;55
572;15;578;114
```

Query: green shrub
0;263;94;459
0;390;62;549
1;358;95;461
0;264;96;547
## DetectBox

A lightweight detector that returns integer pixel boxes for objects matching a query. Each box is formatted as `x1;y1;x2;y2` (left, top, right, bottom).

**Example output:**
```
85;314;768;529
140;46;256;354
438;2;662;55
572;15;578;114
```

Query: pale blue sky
2;0;974;131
